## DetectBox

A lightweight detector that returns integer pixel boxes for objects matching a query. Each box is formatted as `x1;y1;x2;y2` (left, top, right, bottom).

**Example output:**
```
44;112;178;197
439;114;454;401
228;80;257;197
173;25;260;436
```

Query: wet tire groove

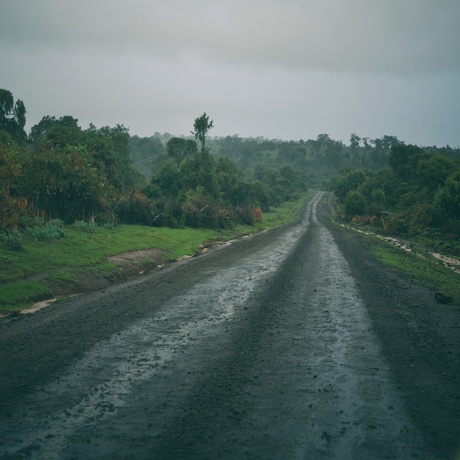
147;208;321;459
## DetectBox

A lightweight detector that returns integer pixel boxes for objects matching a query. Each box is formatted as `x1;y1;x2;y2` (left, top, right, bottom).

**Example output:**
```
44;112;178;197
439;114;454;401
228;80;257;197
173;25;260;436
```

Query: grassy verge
347;227;460;309
0;198;306;314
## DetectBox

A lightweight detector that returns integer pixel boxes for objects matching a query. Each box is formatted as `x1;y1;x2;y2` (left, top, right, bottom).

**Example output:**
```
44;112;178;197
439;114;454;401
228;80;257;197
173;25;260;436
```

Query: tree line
329;144;460;251
0;90;308;234
2;87;459;241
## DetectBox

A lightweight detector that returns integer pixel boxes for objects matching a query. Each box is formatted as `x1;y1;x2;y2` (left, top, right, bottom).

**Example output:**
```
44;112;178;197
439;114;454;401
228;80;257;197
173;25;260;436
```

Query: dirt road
0;192;459;459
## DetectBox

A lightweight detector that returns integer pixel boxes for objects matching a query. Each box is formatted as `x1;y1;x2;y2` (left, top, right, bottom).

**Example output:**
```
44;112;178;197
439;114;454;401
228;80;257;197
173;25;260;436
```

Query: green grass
359;230;460;308
0;198;306;314
0;281;53;312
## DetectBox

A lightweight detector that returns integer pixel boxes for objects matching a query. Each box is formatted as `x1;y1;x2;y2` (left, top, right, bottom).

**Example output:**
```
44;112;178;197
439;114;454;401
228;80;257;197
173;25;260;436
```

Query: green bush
344;191;367;217
72;220;96;233
1;230;23;251
25;220;65;240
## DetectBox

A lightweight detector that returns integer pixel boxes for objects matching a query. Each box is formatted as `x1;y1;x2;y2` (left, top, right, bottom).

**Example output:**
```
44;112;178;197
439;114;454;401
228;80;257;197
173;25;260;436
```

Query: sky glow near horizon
1;0;460;146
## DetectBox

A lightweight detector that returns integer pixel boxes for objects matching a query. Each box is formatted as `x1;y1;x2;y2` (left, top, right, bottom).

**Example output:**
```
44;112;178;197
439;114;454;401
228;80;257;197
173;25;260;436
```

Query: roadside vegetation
0;199;304;314
370;238;460;301
1;86;459;314
329;144;460;255
327;143;460;309
337;225;460;309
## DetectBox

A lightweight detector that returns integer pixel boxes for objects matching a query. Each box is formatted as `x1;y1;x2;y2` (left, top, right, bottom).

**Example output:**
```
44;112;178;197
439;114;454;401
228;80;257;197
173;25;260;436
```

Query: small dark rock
434;291;453;304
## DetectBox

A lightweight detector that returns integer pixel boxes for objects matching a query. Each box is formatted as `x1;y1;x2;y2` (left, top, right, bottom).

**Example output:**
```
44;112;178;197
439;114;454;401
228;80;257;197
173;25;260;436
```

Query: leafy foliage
25;219;65;241
330;144;460;251
0;89;27;143
344;191;367;217
0;132;27;230
434;176;460;220
167;137;197;165
192;113;214;152
2;88;459;236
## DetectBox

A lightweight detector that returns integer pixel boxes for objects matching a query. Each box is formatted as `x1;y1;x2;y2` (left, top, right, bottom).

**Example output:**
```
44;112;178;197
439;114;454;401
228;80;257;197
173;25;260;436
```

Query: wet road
0;192;430;459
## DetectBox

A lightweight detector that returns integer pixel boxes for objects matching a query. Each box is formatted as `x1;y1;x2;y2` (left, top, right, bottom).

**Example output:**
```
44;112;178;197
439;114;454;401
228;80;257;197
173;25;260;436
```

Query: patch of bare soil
47;238;259;300
107;248;166;265
106;248;171;280
47;248;170;299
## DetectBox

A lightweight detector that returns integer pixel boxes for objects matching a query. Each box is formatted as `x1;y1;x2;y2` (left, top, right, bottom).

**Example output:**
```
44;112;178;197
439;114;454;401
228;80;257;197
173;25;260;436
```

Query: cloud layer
1;1;460;145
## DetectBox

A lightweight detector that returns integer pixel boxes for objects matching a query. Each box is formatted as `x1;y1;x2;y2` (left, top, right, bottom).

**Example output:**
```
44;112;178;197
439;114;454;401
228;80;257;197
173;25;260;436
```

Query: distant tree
358;169;401;209
215;156;242;205
250;180;272;211
95;124;141;189
434;176;460;220
180;149;218;197
0;89;27;142
30;115;81;147
349;133;361;151
344;190;367;217
19;143;112;222
167;137;198;165
98;124;131;164
388;144;423;180
192;113;214;152
0;132;26;230
369;189;387;214
416;154;458;194
380;135;402;150
129;135;165;180
151;162;183;198
332;169;367;202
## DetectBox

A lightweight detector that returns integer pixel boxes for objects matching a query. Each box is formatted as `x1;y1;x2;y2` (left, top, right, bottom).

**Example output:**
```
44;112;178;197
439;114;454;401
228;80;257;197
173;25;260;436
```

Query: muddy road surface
1;192;459;459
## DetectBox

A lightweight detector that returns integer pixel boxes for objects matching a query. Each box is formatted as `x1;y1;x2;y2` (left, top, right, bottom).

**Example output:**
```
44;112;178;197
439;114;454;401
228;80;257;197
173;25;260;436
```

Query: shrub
25;219;65;240
344;191;367;218
101;221;116;230
1;230;23;251
115;192;155;225
72;220;96;233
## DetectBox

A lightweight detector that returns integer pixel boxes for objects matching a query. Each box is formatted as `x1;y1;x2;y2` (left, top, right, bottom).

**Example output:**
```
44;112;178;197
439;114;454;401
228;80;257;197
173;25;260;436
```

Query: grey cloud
1;1;459;146
1;1;459;74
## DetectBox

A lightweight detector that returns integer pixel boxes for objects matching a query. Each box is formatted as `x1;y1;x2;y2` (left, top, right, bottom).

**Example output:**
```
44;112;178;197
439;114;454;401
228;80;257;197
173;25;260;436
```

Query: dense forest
1;88;459;251
329;143;460;253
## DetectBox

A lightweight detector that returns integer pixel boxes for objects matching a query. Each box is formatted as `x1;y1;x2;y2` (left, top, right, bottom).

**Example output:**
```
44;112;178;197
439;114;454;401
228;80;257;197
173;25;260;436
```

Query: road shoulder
322;201;460;459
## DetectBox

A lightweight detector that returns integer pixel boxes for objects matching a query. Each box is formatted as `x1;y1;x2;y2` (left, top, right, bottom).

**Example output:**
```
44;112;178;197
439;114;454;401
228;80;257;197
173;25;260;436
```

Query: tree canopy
329;144;460;249
0;89;26;143
192;113;214;152
1;88;459;241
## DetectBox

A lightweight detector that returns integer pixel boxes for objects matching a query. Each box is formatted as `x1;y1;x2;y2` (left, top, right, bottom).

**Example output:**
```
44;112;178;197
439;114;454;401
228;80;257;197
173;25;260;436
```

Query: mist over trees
1;88;459;246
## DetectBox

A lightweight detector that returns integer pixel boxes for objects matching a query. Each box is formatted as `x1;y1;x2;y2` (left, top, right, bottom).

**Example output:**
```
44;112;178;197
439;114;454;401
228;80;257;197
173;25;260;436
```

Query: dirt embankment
20;237;250;316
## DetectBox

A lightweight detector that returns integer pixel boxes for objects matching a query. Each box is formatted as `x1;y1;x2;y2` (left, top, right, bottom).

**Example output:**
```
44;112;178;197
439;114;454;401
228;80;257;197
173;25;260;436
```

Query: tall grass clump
1;230;23;251
72;220;97;233
25;218;65;241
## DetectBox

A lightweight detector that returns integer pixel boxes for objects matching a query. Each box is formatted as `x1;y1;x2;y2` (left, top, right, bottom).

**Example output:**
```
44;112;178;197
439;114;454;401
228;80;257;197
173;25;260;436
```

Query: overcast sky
1;0;460;146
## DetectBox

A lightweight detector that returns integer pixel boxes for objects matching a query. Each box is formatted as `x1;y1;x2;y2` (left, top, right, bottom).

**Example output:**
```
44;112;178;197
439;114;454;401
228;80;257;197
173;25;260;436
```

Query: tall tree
192;113;214;152
30;115;81;146
349;133;361;151
0;89;27;143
